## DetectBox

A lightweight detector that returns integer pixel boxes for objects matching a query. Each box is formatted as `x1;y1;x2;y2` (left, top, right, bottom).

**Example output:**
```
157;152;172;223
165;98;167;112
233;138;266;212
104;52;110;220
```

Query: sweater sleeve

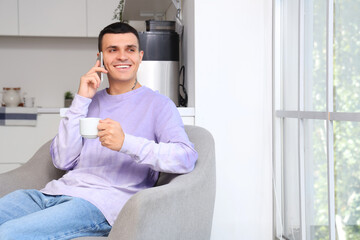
120;101;198;174
50;94;92;170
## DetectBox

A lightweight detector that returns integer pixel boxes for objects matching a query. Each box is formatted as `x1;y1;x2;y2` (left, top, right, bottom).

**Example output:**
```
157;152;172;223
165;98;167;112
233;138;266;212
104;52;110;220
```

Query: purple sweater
41;86;198;225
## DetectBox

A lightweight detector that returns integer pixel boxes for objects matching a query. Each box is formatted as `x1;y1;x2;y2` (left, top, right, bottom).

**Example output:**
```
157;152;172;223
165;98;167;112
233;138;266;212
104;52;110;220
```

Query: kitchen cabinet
0;0;177;37
1;0;132;37
0;0;18;36
19;0;87;37
87;0;119;37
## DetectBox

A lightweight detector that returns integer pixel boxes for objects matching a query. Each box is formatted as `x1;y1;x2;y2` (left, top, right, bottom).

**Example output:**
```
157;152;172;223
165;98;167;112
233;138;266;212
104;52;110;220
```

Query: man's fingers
93;67;108;74
89;61;108;75
97;123;107;131
97;120;112;131
99;118;113;124
97;129;106;137
99;135;106;143
94;59;100;68
86;75;100;89
87;67;108;77
96;118;124;151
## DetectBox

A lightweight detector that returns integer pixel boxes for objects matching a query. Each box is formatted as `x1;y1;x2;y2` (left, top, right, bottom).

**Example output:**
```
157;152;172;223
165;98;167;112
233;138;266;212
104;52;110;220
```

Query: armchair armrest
110;174;214;240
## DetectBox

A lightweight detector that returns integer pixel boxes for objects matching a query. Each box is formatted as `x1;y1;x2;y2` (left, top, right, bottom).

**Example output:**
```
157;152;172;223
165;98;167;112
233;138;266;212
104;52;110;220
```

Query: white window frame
271;0;360;239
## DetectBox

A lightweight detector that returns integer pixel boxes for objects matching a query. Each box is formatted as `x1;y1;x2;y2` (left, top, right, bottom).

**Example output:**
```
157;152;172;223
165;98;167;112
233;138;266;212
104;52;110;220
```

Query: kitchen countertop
36;107;195;117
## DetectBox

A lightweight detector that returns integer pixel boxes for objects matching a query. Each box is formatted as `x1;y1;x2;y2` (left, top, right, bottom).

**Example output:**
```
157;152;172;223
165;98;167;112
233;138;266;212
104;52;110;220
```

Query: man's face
101;33;143;83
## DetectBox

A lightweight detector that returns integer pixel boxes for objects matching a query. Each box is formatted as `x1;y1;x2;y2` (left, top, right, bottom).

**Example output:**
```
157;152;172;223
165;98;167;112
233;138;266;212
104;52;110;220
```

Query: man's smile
114;64;132;70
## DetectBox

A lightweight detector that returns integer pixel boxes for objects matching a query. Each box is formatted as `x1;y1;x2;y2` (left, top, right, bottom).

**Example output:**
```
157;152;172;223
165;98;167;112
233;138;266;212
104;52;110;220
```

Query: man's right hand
77;60;108;99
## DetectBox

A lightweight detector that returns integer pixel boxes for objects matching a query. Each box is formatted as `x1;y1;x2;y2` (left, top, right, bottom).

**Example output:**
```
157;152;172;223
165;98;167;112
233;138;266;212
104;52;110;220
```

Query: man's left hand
98;118;125;151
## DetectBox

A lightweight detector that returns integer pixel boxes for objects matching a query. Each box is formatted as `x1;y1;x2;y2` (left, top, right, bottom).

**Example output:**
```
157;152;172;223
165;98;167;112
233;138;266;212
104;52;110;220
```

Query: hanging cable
178;65;188;107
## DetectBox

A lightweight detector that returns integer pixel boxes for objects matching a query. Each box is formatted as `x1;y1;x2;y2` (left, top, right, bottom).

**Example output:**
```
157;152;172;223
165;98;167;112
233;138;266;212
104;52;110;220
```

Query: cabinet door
0;0;18;35
181;116;195;126
19;0;87;37
87;0;119;37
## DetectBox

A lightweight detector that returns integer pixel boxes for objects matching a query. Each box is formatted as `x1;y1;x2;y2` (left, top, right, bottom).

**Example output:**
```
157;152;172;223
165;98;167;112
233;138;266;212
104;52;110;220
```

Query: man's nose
116;49;128;61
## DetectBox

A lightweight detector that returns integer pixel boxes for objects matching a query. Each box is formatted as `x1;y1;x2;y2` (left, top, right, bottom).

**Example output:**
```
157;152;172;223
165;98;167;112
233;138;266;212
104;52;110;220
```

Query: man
0;22;197;239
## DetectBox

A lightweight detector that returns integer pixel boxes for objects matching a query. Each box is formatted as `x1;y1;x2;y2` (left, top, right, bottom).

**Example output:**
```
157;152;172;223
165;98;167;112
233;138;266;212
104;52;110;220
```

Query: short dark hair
98;22;140;52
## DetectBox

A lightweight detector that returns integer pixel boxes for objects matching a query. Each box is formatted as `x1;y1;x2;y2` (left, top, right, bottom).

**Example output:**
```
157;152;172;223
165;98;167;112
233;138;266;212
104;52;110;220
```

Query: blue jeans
0;189;111;240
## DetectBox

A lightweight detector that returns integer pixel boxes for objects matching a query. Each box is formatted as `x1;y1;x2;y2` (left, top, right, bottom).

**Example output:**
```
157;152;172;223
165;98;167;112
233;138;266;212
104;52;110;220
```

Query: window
274;0;360;239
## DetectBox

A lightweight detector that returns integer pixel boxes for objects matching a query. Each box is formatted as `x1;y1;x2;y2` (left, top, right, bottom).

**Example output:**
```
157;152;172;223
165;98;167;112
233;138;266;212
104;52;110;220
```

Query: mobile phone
97;52;104;83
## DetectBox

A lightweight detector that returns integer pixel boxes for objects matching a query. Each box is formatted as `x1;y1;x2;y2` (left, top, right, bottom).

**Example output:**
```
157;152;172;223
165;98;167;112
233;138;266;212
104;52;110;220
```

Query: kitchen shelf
123;0;173;21
36;108;63;114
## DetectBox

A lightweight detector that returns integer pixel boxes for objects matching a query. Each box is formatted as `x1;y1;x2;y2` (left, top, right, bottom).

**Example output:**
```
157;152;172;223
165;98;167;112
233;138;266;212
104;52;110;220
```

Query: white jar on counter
3;88;21;107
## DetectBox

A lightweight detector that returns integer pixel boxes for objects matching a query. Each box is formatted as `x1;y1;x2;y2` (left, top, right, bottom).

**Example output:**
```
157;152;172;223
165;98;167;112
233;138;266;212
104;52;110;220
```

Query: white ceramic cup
79;118;101;139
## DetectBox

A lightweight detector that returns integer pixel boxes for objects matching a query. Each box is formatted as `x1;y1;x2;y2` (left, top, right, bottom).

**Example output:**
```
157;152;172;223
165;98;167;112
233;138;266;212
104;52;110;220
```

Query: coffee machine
137;20;179;106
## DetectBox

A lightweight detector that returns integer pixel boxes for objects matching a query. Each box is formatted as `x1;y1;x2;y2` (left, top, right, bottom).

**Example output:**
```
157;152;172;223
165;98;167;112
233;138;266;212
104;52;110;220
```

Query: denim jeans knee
0;220;21;240
0;190;111;239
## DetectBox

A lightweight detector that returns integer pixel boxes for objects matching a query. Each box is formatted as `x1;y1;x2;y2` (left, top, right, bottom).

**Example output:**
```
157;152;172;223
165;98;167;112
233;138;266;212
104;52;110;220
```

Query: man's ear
139;50;144;62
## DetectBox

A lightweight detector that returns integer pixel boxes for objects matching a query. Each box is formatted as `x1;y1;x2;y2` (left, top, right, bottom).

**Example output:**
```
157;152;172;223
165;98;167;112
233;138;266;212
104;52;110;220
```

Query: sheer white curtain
274;0;360;239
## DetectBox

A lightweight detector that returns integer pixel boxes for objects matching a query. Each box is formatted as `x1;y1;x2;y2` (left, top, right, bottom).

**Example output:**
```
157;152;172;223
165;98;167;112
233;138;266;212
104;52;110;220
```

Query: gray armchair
0;125;216;240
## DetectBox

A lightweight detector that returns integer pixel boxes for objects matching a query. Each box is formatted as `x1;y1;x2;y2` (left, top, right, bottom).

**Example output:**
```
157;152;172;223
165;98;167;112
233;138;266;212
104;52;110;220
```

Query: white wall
194;0;273;239
0;36;104;107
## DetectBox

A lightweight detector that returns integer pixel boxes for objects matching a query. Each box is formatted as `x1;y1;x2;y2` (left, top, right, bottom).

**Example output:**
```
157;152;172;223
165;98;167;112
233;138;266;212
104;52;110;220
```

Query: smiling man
0;22;198;239
103;34;142;91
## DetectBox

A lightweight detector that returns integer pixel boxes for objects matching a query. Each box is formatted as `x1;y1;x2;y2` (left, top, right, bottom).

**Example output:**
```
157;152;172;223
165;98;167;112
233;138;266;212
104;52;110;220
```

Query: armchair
0;125;216;240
